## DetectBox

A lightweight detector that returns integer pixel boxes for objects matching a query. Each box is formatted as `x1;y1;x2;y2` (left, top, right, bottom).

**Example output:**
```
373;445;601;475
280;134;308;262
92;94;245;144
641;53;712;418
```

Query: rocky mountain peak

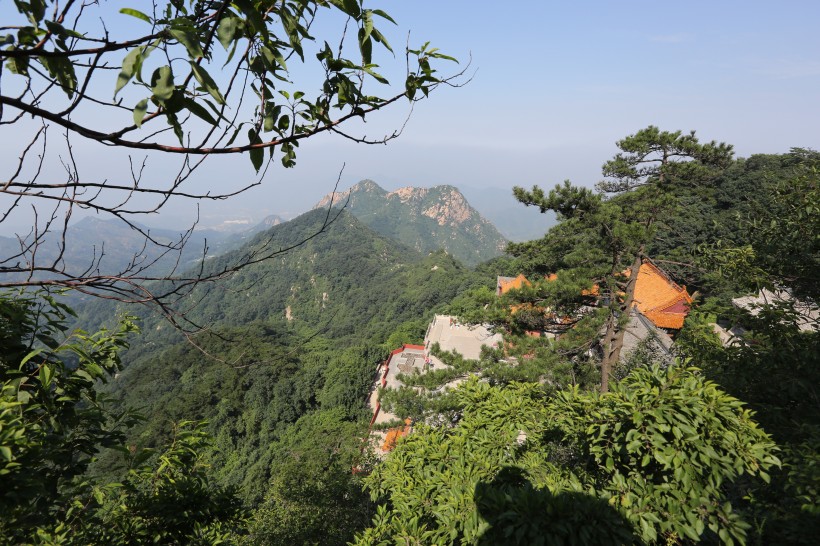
311;179;507;266
354;179;386;193
386;186;431;203
257;214;283;228
422;188;472;226
313;189;349;210
313;179;387;209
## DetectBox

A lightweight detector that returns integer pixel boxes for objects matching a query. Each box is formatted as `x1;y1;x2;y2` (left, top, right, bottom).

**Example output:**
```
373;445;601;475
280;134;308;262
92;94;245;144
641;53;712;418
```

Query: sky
2;0;819;231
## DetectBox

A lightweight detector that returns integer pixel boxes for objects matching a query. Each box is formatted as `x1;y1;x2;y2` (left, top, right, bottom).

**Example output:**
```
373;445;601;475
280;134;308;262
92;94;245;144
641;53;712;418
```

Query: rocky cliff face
313;180;507;266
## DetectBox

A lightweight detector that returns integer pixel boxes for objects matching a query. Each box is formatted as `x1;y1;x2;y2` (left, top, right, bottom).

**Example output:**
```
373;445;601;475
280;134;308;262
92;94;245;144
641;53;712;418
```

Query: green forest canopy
1;129;818;545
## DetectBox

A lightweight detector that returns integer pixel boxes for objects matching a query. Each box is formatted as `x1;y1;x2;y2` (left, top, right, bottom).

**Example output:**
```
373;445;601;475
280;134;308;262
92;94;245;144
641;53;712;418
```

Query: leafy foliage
358;141;819;546
0;293;243;544
6;130;817;545
358;367;778;545
69;421;246;546
245;409;374;546
508;127;734;391
4;1;459;169
80;209;496;542
678;302;820;543
598;125;734;193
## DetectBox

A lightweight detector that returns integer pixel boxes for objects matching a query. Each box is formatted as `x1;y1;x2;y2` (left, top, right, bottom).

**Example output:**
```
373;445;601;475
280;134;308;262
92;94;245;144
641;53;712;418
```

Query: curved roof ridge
641;257;686;293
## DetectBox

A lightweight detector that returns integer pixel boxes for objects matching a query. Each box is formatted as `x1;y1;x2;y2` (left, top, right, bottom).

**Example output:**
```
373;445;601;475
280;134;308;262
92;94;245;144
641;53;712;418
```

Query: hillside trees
246;408;376;545
0;292;244;543
1;0;462;312
358;144;816;545
675;156;820;543
741;151;819;298
71;211;498;542
357;368;779;545
510;127;734;391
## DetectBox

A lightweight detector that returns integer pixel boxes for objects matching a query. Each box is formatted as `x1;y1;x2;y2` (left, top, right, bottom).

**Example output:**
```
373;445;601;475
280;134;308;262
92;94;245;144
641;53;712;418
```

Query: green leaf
133;99;148;127
225;123;244;146
93;488;105;505
6;56;29;76
217;15;239;50
202;99;230;124
168;113;184;144
718;528;731;544
136;40;160;83
115;48;141;97
358;28;372;64
0;446;12;462
150;66;175;103
20;348;43;368
119;8;152;24
248;129;263;172
44;20;83;41
17;390;31;404
260;45;287;71
362;10;374;43
190;63;225;104
183;98;218;126
371;9;397;25
363;65;388;84
233;0;266;37
428;50;458;63
38;364;53;388
40;56;77;98
74;369;94;382
370;28;393;53
263;103;281;132
250;147;263;172
170;28;204;59
338;0;361;18
24;0;46;23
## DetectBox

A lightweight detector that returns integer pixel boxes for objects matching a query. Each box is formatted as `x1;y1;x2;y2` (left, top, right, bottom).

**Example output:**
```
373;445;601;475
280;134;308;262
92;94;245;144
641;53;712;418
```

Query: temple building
631;259;693;332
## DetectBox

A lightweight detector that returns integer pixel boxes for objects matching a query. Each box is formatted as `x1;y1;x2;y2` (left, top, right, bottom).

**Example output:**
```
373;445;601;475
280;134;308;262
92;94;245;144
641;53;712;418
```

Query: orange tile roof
381;419;413;452
501;260;692;330
498;274;531;295
632;261;692;329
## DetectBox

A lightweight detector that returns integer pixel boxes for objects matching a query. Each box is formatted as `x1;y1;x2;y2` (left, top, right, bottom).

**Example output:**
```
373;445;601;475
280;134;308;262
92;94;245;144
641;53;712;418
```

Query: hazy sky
2;1;818;231
215;0;820;224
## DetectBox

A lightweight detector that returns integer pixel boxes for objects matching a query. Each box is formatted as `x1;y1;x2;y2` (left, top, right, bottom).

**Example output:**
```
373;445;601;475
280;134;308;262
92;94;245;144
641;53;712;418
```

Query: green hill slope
313;180;508;266
92;208;491;529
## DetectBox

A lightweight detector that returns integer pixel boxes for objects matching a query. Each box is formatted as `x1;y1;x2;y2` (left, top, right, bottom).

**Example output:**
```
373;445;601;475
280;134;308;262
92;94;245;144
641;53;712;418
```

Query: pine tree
511;126;734;391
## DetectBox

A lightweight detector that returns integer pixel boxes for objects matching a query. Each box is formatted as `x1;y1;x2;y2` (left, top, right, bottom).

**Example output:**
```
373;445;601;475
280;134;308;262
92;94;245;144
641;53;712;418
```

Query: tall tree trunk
600;250;644;393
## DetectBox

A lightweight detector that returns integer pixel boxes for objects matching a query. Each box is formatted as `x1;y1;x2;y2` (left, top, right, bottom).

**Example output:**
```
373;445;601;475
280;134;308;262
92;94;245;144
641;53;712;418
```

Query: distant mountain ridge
0;214;286;284
313;180;507;266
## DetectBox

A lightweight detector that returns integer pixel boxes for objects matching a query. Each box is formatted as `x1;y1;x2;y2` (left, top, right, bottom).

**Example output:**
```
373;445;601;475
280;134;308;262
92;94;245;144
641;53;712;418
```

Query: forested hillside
79;208;493;543
356;140;820;545
2;137;817;545
1;0;816;542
